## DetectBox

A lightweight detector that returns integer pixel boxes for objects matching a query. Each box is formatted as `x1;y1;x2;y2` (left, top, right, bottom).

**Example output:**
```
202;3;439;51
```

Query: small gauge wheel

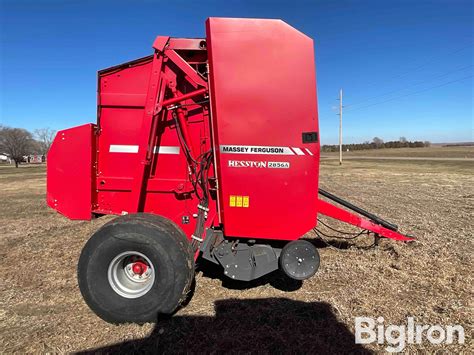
279;240;320;280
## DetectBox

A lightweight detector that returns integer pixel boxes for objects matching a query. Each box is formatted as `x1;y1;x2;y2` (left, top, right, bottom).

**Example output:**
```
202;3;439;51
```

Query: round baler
46;17;413;323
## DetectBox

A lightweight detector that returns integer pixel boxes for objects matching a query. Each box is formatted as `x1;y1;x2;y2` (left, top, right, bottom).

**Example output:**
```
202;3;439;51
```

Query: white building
0;153;11;164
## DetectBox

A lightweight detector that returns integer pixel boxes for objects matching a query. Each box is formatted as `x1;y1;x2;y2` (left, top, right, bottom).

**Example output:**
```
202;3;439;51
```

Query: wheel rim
281;242;319;280
107;251;155;299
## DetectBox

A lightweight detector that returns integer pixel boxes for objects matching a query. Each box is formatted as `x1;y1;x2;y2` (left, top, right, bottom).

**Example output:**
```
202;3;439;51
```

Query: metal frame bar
129;53;166;212
319;188;398;231
317;199;413;241
129;39;208;212
165;49;208;88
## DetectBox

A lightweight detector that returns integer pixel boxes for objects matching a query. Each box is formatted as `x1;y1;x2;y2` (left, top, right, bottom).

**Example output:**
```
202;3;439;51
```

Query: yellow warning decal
229;195;250;208
236;196;243;207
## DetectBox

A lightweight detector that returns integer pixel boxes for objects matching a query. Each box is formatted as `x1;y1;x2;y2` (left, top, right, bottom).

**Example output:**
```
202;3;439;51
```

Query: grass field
0;157;472;353
322;145;474;159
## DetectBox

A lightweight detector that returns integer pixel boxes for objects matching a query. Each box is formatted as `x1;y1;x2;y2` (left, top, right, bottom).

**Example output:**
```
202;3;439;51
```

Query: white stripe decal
305;148;314;156
153;146;180;154
292;147;305;155
109;145;139;153
109;145;180;154
220;145;295;155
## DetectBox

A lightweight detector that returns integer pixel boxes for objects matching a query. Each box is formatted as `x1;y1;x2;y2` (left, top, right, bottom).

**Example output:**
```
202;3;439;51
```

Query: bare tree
34;128;56;156
399;136;407;143
0;126;35;167
372;137;384;147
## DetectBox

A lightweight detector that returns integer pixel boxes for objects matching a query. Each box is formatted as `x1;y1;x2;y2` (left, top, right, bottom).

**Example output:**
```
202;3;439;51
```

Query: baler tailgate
47;124;96;220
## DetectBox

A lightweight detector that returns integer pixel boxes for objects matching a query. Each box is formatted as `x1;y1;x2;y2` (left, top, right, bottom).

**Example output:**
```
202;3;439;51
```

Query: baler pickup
318;189;413;241
46;17;414;324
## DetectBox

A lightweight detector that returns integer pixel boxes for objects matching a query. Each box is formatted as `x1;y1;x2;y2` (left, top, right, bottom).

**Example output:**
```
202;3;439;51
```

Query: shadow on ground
78;298;371;354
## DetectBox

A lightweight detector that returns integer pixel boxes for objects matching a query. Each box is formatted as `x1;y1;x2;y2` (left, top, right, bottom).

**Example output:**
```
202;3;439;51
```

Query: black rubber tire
77;213;194;324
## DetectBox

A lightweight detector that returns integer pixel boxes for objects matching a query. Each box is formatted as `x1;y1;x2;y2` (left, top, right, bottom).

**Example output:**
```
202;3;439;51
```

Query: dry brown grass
322;145;474;159
0;160;472;353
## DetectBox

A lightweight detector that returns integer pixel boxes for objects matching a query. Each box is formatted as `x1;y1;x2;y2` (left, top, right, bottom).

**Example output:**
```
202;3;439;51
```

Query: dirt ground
0;154;472;353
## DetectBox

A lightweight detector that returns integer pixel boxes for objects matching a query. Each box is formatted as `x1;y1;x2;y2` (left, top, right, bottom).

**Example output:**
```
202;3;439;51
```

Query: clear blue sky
1;0;472;144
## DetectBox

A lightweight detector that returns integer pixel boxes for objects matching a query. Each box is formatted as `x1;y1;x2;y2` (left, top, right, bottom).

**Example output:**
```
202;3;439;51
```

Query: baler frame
126;37;210;213
46;17;413;324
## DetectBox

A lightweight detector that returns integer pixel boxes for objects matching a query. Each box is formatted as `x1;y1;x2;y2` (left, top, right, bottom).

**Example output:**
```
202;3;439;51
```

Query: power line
358;42;473;88
345;75;473;113
346;64;473;108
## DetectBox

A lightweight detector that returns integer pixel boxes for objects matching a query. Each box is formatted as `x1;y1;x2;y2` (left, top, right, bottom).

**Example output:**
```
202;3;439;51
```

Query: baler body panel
206;18;320;240
46;17;413;248
93;49;214;237
47;123;96;220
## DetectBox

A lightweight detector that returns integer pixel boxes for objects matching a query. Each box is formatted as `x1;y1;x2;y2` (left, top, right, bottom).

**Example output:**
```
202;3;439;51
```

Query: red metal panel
93;43;215;239
206;18;320;240
168;38;206;50
47;124;95;220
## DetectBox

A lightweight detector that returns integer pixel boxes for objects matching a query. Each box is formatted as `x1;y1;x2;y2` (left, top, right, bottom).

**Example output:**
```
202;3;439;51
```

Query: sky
0;0;472;144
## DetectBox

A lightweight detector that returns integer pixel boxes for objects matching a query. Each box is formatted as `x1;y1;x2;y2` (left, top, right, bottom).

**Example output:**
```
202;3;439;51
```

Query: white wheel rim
107;251;155;299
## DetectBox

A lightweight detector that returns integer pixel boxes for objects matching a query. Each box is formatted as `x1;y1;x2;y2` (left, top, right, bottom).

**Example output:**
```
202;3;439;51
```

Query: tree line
0;126;56;167
1;127;432;167
321;137;431;153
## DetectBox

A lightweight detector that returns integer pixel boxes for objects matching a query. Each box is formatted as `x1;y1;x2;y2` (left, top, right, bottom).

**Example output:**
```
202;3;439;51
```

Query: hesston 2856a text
228;160;290;168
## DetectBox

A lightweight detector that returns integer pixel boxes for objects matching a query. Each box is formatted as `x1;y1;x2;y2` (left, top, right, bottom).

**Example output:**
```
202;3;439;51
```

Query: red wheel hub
132;261;148;275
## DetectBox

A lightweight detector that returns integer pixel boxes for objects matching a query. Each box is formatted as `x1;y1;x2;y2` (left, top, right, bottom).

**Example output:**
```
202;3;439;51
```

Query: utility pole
338;89;343;165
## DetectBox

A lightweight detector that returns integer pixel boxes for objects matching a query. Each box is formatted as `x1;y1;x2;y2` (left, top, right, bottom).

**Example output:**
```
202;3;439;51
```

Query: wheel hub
108;251;155;299
132;261;148;275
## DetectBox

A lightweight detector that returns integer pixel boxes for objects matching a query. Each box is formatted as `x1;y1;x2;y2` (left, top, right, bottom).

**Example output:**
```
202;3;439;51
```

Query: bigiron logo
228;160;290;169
